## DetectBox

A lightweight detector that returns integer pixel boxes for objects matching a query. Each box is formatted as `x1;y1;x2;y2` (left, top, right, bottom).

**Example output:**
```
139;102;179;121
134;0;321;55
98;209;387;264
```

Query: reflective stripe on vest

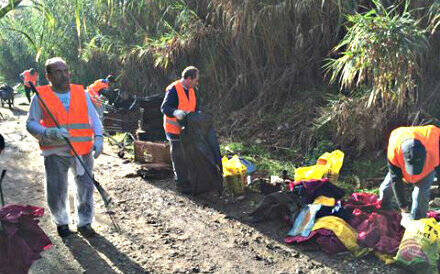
37;84;94;155
163;80;196;135
387;125;440;183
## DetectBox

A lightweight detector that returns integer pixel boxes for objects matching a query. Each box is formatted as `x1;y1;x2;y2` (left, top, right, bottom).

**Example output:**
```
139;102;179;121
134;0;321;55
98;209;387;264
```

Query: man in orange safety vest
87;74;116;119
20;68;39;104
26;57;103;238
161;66;200;194
379;125;440;224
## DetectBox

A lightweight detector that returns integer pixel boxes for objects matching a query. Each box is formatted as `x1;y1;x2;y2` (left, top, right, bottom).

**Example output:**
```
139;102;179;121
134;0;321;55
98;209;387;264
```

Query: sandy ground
0;95;405;273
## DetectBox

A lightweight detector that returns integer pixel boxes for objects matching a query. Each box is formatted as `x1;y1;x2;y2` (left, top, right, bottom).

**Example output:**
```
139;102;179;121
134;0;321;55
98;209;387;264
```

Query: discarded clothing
290;178;345;205
344;192;381;211
0;204;52;274
313;196;336;207
250;191;300;223
345;193;404;255
180;112;223;194
426;210;440;221
312;216;367;257
288;204;322;237
315;201;351;221
285;228;347;254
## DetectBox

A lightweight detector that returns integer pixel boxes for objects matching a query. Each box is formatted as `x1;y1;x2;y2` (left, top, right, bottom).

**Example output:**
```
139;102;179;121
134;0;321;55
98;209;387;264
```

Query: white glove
93;135;103;159
400;212;413;228
173;109;187;120
44;128;69;141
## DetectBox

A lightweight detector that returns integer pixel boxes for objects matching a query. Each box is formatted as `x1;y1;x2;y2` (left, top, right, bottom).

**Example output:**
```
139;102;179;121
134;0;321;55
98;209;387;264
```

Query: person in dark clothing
161;66;200;193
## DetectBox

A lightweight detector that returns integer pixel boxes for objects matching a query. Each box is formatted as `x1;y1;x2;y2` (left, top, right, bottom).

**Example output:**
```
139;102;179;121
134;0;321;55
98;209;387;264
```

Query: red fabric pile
345;193;404;255
0;204;52;274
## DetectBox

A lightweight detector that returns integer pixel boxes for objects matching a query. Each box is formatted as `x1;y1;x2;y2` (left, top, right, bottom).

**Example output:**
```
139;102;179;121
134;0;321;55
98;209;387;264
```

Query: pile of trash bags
180;112;223;194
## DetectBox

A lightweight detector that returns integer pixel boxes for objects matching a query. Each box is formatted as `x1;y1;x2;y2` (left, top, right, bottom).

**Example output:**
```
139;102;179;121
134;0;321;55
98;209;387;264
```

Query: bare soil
0;95;404;273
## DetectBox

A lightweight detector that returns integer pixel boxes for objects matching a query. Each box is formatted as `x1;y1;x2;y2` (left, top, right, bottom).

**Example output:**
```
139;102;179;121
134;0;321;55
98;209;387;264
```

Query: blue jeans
379;171;434;220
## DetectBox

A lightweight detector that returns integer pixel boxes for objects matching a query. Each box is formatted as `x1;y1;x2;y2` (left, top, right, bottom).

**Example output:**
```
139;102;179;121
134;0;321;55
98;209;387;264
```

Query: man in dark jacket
161;66;200;193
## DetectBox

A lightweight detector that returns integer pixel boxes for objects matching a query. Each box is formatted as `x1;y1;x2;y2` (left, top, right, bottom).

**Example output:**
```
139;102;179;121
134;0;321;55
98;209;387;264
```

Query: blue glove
93;135;103;159
44;128;69;141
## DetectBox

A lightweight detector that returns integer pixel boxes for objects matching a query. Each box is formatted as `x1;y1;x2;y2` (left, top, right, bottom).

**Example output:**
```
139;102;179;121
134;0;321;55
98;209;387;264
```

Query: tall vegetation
318;0;433;154
325;0;428;109
0;0;439;162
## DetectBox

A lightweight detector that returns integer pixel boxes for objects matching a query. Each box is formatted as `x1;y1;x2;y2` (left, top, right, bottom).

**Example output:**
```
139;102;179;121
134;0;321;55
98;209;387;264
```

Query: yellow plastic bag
222;155;247;195
294;150;344;183
222;155;247;176
317;150;344;183
294;165;328;181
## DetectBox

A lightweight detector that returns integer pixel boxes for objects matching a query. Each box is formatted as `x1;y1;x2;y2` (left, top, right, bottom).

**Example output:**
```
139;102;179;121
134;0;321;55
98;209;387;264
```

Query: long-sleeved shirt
26;89;103;157
160;82;200;140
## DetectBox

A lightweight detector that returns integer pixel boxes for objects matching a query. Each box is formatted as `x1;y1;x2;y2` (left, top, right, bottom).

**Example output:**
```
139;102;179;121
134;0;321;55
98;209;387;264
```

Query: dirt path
0;95;403;274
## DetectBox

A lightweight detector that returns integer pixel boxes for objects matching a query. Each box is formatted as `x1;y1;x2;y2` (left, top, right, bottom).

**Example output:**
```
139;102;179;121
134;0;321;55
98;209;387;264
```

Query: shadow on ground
138;175;405;273
63;233;149;274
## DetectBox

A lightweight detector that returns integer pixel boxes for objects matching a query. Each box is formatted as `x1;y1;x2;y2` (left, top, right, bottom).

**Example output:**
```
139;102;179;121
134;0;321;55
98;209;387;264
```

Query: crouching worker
161;66;200;194
26;57;103;238
379;125;440;222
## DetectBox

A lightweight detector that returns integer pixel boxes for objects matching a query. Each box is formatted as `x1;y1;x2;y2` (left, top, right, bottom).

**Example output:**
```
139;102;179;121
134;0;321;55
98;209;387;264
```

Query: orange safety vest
87;79;108;107
387;125;440;183
163;80;196;135
37;84;94;155
23;70;38;87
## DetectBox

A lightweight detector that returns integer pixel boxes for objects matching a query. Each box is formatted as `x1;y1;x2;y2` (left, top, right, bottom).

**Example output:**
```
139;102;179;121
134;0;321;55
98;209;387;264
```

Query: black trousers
169;139;189;185
24;86;32;103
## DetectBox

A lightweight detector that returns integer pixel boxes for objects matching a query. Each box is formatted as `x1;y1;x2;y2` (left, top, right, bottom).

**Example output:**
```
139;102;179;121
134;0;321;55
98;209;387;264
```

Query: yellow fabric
312;216;367;257
313;196;336;207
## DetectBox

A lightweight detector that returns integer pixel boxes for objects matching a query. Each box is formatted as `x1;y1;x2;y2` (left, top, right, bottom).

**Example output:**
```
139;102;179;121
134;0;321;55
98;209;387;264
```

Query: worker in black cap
379;125;440;222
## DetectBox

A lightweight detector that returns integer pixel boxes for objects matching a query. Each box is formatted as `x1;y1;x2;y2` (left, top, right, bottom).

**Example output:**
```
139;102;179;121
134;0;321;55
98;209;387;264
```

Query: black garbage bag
180;112;223;194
